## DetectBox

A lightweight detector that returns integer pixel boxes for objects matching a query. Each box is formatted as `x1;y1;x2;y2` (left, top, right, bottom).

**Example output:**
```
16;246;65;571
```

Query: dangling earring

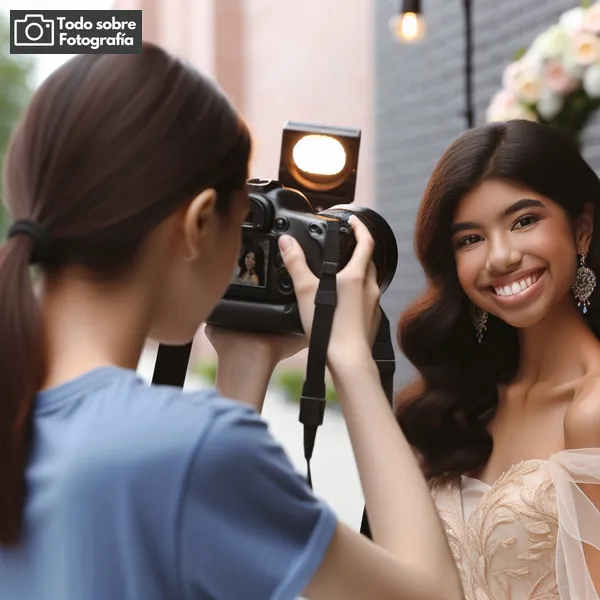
573;249;596;314
469;302;488;343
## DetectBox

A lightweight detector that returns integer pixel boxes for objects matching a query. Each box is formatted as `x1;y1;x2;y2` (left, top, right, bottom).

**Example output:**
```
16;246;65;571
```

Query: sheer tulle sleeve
549;448;600;600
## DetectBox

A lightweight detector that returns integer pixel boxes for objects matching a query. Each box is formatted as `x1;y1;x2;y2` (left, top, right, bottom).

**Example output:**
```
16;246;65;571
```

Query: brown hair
0;42;251;546
396;120;600;480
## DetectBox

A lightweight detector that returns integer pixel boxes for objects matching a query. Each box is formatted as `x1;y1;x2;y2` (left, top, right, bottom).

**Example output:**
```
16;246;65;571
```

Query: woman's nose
485;236;522;273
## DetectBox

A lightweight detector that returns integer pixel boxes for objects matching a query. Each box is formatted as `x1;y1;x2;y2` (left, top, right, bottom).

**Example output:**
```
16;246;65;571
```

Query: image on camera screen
231;238;270;288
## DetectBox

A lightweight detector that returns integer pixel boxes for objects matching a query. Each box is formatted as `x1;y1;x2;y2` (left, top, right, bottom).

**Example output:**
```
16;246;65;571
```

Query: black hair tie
7;219;51;265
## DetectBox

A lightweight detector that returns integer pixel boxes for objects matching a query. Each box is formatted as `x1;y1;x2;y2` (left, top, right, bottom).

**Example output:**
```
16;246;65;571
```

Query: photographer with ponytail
0;43;462;600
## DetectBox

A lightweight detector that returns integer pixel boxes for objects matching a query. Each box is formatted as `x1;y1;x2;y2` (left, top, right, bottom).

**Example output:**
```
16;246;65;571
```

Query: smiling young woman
397;119;600;600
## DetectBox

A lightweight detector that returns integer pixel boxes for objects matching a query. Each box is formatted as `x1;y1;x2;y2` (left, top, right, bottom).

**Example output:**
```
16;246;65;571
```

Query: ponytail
0;234;46;546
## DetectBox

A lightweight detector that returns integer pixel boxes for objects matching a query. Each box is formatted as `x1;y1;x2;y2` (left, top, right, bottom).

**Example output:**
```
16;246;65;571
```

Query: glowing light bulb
292;135;347;176
389;11;427;43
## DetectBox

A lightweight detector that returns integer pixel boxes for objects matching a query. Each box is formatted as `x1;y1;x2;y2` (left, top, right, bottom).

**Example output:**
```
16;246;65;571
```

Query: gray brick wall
374;0;600;385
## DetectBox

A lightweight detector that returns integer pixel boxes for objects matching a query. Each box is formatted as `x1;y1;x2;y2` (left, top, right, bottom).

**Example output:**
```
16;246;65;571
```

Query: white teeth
493;271;541;297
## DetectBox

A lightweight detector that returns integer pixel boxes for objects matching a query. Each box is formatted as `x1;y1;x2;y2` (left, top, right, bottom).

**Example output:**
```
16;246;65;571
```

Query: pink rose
490;89;517;108
502;61;524;91
583;4;600;35
571;31;600;65
544;59;580;94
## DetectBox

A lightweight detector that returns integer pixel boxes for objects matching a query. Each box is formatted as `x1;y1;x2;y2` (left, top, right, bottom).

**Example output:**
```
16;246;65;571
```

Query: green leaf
581;0;592;8
513;47;526;61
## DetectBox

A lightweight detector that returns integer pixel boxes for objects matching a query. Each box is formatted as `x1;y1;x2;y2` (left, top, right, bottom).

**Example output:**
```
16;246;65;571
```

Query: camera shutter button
275;217;288;231
275;268;294;295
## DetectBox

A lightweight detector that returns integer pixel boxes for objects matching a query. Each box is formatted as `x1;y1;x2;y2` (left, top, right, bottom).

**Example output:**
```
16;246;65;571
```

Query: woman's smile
484;268;547;307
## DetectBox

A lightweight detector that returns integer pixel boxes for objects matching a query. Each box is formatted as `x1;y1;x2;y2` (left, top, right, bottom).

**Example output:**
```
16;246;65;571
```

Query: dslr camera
207;122;398;335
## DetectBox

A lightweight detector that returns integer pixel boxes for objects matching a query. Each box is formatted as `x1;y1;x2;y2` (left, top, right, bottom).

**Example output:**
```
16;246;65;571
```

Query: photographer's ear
181;188;218;262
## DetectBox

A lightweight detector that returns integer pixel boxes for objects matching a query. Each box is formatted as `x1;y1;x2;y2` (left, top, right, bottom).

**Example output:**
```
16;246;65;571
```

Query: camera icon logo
13;14;55;47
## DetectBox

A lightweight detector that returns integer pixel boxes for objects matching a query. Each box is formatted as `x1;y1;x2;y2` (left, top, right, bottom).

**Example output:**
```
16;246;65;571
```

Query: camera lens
318;205;398;294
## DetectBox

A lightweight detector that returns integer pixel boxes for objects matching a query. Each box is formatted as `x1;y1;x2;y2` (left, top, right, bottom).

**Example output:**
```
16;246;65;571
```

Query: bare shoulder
564;372;600;448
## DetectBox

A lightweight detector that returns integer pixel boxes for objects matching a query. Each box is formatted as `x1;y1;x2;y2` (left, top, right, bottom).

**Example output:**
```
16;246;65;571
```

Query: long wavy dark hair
395;119;600;480
0;42;251;546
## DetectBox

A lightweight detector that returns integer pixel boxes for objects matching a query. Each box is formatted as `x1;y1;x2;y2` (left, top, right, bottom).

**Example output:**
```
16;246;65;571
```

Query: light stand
462;0;474;129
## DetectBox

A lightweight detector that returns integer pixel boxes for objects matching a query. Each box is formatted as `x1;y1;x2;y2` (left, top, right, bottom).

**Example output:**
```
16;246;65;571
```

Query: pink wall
240;0;374;205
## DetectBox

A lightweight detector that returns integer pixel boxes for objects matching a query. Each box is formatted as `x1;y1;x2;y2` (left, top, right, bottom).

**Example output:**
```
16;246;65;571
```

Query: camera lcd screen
231;238;270;288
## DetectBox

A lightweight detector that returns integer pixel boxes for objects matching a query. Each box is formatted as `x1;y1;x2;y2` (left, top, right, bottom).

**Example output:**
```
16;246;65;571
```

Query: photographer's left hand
205;325;307;412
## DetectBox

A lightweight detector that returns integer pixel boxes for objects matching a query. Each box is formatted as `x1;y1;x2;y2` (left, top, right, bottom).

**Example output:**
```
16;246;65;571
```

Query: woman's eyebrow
451;198;545;235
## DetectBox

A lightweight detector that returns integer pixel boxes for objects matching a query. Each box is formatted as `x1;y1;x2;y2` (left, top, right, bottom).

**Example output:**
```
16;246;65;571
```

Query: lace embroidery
431;460;559;600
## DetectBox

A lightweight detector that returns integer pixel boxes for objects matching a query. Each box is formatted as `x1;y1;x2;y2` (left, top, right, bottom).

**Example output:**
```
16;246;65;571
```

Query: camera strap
299;220;340;488
299;221;397;502
359;308;395;539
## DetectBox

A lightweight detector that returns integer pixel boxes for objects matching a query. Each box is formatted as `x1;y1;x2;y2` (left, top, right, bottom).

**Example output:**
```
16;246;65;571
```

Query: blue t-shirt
0;366;336;600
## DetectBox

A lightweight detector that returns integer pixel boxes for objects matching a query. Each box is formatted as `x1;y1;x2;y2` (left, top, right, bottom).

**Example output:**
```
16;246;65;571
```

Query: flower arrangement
486;1;600;146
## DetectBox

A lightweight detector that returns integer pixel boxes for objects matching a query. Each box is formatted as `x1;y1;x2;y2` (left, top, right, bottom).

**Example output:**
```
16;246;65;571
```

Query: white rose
487;102;537;123
502;60;543;103
486;104;506;123
537;92;564;119
486;89;517;122
516;74;543;103
522;48;545;71
532;25;569;60
572;31;600;65
560;7;586;33
584;62;600;97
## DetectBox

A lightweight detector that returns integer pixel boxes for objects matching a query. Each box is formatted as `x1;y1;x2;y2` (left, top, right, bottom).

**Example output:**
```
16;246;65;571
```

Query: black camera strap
299;220;397;495
358;308;395;539
299;220;340;488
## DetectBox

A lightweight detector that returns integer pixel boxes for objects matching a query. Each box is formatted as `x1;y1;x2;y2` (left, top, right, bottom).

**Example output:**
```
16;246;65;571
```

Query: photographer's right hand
278;216;380;372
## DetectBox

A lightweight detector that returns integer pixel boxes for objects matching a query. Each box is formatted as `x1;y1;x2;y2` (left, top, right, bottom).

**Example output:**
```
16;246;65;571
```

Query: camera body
207;178;397;334
14;14;55;46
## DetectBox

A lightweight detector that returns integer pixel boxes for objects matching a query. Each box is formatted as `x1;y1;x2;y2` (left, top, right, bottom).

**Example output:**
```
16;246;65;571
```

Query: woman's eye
513;215;539;230
458;234;482;248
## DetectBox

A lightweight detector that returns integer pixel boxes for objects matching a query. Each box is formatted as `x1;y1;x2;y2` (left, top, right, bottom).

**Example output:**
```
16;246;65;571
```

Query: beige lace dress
430;450;600;600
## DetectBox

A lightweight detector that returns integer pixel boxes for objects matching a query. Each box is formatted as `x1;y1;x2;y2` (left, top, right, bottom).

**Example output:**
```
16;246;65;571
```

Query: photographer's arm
207;326;306;413
311;352;462;597
304;520;459;600
213;341;275;413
